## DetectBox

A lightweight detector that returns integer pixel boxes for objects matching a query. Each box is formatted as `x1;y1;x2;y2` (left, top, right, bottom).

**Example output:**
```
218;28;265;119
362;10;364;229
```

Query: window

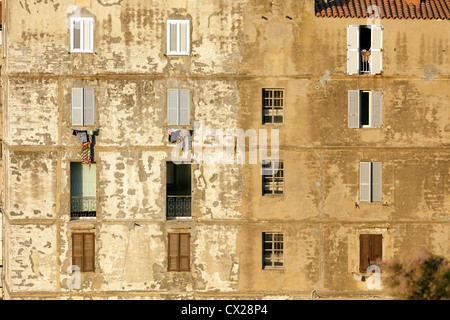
360;234;382;273
359;161;382;203
262;160;284;195
72;88;95;126
262;89;284;124
167;89;190;126
70;162;96;217
167;20;190;55
70;17;94;53
347;25;383;75
348;90;382;128
168;233;190;271
166;162;191;218
72;233;95;272
263;233;284;269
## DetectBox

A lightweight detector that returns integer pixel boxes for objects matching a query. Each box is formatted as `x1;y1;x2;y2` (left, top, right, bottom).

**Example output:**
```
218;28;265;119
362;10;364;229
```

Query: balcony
166;195;191;218
71;196;96;217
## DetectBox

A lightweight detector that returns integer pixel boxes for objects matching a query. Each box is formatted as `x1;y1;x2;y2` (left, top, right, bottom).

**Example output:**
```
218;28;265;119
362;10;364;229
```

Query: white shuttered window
167;89;190;126
348;90;382;128
72;88;95;126
347;25;383;75
167;20;190;55
70;17;94;53
359;161;382;203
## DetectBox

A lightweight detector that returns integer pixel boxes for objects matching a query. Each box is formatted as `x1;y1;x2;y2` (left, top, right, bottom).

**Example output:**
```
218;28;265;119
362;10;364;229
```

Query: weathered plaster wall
1;0;449;300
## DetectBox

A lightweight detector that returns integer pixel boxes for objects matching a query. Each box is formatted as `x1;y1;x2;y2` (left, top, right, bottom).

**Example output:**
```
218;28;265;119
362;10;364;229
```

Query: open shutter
83;89;95;126
360;234;371;272
372;234;383;266
167;89;179;125
370;91;382;128
359;162;372;202
347;25;360;75
370;25;383;74
178;89;190;125
348;90;360;128
168;233;180;271
371;162;382;202
179;233;190;271
72;88;84;126
83;233;95;272
72;233;84;271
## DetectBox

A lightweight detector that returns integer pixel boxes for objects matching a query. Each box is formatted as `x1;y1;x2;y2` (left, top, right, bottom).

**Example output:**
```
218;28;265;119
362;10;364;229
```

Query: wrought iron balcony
71;196;96;217
166;195;191;218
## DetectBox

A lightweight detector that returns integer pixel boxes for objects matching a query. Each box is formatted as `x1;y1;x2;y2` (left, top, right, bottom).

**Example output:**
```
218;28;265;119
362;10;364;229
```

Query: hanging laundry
81;132;93;167
77;131;88;143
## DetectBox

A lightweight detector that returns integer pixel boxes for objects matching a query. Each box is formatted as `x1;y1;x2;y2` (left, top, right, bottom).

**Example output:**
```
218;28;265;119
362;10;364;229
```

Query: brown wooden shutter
179;233;190;271
72;233;84;271
360;234;371;272
372;234;383;267
83;233;95;272
168;233;180;271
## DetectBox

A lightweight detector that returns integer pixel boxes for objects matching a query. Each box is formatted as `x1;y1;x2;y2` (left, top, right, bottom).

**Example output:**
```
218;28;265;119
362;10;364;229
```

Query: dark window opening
360;26;371;74
70;162;96;218
262;89;284;124
167;162;191;218
360;91;370;126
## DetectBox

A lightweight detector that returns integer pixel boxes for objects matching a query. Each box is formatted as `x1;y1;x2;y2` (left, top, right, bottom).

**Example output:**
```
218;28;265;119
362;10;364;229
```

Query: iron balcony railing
71;196;96;217
166;195;191;218
360;50;371;74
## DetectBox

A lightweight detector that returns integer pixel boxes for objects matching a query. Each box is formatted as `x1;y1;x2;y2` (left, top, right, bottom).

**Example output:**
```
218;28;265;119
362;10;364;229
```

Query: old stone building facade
0;0;449;299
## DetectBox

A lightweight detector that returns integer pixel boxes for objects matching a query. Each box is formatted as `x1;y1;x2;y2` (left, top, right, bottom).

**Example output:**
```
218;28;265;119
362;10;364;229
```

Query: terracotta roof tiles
315;0;450;19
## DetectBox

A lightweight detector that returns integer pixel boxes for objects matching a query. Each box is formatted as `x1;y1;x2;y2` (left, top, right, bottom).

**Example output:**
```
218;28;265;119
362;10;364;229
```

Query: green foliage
383;248;450;300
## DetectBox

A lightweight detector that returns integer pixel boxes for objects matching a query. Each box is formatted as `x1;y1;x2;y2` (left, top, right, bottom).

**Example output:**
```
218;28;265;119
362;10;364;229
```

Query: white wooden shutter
370;91;382;128
347;25;360;75
370;25;383;74
168;21;178;54
359;162;372;202
83;89;95;126
167;89;179;125
371;162;382;202
72;20;81;51
348;90;360;128
180;21;189;54
178;89;190;125
72;88;84;126
83;19;93;52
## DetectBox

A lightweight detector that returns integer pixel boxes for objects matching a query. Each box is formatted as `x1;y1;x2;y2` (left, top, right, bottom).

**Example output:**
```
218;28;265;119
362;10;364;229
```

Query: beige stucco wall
1;0;449;300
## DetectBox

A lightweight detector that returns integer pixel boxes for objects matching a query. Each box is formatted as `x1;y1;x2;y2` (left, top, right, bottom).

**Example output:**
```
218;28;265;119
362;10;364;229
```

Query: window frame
359;161;382;203
70;17;94;53
70;161;97;218
262;160;284;196
72;88;95;127
262;88;285;125
166;20;190;56
167;88;191;126
167;232;191;272
262;232;284;269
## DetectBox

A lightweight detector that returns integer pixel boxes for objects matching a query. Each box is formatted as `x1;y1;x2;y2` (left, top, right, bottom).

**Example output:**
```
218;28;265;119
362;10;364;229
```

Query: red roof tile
315;0;450;19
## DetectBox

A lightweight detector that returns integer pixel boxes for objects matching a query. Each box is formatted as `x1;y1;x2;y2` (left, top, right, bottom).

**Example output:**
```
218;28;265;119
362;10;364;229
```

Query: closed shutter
371;162;382;202
72;20;81;51
348;90;360;128
83;233;95;272
372;234;383;266
360;234;371;272
167;89;179;125
178;89;190;125
168;22;178;54
179;233;190;271
83;89;95;126
370;91;382;128
72;88;84;126
83;19;92;52
180;21;189;53
347;25;360;75
370;25;383;74
72;233;84;271
360;162;372;202
168;233;180;271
